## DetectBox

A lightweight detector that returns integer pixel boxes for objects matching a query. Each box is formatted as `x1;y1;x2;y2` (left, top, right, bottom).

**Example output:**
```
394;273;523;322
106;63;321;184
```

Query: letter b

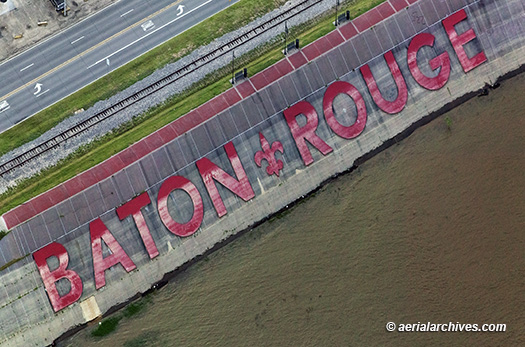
33;242;83;312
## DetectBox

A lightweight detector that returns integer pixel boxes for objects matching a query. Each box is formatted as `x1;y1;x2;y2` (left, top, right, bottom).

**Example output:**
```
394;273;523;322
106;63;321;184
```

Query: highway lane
0;0;240;133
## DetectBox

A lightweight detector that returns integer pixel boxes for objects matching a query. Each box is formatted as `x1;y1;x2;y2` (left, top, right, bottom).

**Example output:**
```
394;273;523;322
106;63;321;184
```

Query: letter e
442;9;487;72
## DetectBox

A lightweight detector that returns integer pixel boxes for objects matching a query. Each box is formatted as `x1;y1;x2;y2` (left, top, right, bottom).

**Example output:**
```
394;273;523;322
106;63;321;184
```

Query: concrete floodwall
0;0;524;345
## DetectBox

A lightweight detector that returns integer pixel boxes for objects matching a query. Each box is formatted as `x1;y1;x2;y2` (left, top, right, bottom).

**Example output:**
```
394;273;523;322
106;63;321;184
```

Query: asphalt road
0;0;239;133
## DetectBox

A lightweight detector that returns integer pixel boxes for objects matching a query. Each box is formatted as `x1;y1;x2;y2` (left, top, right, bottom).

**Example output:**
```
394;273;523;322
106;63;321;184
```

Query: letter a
90;218;136;289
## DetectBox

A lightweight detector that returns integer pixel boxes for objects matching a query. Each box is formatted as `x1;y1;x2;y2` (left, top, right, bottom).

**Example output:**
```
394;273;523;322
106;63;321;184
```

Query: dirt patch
0;0;114;62
60;73;525;346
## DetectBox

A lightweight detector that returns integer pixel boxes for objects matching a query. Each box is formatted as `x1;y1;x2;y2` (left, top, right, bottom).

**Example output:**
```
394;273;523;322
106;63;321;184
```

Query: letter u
360;50;408;114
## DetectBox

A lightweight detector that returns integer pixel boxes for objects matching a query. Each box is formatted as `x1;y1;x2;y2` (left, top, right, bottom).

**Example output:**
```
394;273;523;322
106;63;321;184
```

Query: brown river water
61;72;525;347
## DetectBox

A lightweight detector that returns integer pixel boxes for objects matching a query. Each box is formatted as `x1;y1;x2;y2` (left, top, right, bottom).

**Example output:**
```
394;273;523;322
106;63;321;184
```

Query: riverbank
60;68;525;347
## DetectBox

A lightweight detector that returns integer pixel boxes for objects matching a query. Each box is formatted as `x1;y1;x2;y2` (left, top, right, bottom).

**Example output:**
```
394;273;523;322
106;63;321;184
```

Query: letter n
33;242;83;312
196;142;255;217
90;218;136;289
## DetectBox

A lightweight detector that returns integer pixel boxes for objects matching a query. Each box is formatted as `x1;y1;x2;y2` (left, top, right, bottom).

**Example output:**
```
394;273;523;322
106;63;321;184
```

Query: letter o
157;176;203;237
323;81;367;139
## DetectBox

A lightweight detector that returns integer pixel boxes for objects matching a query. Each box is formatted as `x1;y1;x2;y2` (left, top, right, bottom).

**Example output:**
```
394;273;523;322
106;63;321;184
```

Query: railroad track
0;0;325;177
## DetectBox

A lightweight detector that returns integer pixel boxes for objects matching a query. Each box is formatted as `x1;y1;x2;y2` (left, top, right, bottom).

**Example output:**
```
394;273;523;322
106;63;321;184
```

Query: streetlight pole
335;0;339;26
284;21;288;55
231;51;235;83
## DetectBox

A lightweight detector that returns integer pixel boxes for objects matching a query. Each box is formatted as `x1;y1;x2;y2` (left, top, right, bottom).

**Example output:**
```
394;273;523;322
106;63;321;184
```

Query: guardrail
0;0;325;177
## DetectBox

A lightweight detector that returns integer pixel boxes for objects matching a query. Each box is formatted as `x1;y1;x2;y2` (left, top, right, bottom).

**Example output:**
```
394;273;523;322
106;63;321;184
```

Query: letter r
284;101;333;166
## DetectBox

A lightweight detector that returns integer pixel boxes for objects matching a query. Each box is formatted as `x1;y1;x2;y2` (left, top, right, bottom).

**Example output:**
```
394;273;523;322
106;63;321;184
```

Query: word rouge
33;9;485;312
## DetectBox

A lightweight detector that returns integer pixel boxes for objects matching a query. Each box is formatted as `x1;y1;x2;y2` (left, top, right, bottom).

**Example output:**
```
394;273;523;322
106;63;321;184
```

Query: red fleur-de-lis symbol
254;132;284;177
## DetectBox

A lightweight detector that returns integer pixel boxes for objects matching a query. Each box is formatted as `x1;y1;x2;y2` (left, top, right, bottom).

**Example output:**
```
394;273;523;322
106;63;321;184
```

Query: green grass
91;316;122;338
123;296;151;318
0;0;386;217
89;296;152;339
0;255;27;272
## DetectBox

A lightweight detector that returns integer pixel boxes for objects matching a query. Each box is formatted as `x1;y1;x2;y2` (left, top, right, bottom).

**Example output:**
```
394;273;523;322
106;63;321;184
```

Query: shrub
91;316;121;337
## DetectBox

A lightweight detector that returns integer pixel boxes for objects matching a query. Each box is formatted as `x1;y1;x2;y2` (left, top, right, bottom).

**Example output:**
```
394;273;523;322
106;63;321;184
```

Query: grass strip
0;0;385;218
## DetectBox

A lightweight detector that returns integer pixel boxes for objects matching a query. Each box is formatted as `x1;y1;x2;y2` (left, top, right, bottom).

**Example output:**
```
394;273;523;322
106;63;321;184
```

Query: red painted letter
323;81;367;139
90;218;136;289
116;192;159;259
408;33;451;90
442;9;487;73
196;142;255;217
157;175;203;237
33;242;83;312
284;100;333;166
360;50;408;114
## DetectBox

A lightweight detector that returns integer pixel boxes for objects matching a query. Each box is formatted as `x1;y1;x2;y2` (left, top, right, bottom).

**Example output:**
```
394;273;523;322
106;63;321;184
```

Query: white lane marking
36;89;50;98
71;36;85;44
87;0;213;69
177;4;185;16
34;83;43;95
121;9;134;17
20;63;34;72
